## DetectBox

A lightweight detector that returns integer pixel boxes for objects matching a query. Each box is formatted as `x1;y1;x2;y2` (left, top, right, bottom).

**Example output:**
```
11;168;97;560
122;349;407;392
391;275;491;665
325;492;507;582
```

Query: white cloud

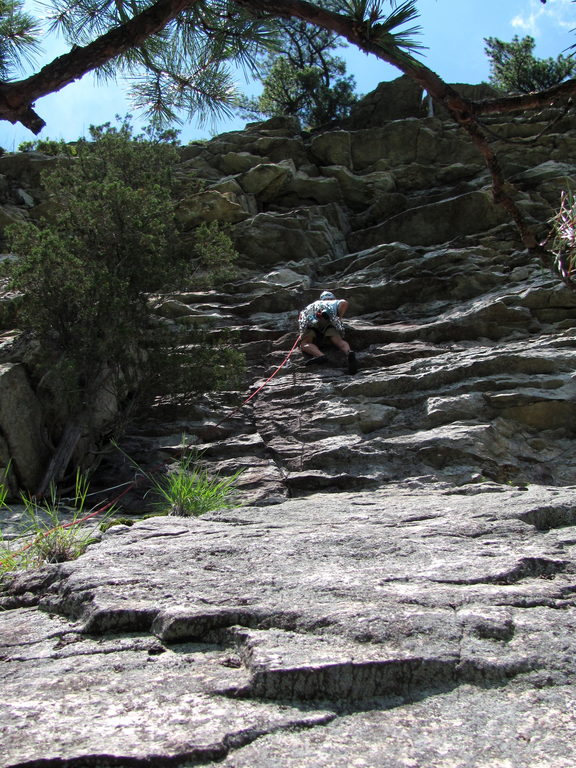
512;0;575;37
512;11;541;36
548;0;576;30
512;0;542;35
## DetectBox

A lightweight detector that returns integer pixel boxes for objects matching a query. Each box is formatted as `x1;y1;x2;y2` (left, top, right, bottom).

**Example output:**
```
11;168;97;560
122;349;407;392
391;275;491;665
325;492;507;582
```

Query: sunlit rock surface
3;484;576;766
2;85;576;766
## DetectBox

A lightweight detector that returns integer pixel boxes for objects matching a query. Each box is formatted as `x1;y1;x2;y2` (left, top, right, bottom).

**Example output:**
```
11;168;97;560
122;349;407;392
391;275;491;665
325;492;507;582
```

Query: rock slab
3;482;576;766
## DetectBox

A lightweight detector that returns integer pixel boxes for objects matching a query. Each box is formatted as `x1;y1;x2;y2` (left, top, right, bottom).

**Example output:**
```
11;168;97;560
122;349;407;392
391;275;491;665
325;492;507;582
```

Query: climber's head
320;291;336;300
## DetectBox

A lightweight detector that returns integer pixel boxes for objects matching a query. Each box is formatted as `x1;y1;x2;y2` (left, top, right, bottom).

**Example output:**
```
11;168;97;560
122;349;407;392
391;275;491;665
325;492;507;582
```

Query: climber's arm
337;300;349;317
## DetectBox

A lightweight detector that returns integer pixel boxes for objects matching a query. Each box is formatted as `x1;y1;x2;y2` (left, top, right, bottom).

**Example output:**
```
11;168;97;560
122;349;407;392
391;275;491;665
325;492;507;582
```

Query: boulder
277;172;341;206
322;165;396;210
310;130;352;168
0;363;48;490
254;136;308;166
232;206;348;268
0;204;27;228
217;151;268;175
262;268;312;289
180;151;225;180
175;189;251;229
246;115;302;136
0;152;60;188
350;120;439;171
348;189;511;249
238;160;295;200
431;82;500;119
344;75;425;127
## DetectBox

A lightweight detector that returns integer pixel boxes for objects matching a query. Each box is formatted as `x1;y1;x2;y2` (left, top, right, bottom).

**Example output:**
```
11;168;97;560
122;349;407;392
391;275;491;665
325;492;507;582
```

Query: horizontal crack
436;556;568;586
519;504;576;531
6;712;337;768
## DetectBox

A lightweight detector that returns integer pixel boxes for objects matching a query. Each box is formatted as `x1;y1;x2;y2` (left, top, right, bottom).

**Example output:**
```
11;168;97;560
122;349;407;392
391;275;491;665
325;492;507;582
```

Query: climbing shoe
304;355;328;366
347;351;358;375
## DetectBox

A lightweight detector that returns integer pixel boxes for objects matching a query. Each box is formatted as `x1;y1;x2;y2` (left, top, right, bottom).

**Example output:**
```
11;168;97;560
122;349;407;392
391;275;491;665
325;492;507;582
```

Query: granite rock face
2;89;576;766
3;484;576;766
102;106;576;505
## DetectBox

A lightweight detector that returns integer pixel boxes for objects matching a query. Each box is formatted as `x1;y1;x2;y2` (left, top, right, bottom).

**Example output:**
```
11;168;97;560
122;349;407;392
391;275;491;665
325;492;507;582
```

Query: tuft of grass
0;469;102;576
149;450;243;517
0;536;29;576
113;439;244;518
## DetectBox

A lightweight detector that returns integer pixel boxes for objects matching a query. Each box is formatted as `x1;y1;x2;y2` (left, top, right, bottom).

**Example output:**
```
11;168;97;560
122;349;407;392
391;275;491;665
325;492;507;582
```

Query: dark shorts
301;327;339;344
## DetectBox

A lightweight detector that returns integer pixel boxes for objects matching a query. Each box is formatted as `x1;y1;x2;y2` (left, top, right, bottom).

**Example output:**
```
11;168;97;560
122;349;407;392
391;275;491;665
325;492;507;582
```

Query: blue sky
0;0;574;150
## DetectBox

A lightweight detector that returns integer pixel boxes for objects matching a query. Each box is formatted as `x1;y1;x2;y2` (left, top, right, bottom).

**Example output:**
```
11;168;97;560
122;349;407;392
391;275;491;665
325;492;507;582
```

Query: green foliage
0;0;41;79
0;469;100;576
546;191;576;283
484;35;576;94
238;1;424;128
148;450;243;517
17;138;77;156
7;117;244;422
7;118;179;411
187;221;240;287
333;0;424;63
147;328;245;409
241;55;357;129
115;440;244;517
238;13;358;128
3;0;425;129
42;0;275;127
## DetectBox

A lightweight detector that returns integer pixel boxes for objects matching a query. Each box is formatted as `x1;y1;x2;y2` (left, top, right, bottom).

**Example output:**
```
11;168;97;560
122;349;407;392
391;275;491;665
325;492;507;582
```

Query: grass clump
0;469;102;576
145;450;243;517
115;439;243;518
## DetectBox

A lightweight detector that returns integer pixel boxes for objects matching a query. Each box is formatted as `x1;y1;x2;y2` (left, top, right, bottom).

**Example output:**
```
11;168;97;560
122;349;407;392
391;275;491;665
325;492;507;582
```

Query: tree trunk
35;422;84;496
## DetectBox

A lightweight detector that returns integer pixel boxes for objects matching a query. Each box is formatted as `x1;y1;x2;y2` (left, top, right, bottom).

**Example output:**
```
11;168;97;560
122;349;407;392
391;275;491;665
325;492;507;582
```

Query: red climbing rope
213;333;302;428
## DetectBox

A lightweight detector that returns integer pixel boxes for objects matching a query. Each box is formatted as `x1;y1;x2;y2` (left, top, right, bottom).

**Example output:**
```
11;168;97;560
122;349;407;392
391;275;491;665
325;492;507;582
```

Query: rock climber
298;290;357;374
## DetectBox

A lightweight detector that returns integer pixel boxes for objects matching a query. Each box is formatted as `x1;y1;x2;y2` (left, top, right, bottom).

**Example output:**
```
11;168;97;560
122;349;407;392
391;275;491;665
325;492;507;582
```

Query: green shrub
17;138;77;156
7;118;179;411
485;35;576;94
150;451;243;517
186;220;240;287
7;117;244;422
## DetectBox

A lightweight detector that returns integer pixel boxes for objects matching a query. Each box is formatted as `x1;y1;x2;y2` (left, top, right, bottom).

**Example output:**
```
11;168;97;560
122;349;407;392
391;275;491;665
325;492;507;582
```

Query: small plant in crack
114;440;244;518
547;190;576;282
150;450;244;517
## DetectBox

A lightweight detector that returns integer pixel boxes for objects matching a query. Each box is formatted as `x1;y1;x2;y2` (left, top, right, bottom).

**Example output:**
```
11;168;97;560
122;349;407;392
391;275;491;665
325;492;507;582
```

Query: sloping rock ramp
3;482;576;767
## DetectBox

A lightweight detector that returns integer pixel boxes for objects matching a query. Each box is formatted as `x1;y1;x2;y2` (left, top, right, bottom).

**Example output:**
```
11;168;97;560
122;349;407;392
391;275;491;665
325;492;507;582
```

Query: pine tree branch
2;0;574;133
0;0;203;133
469;78;576;116
235;0;567;252
233;0;476;117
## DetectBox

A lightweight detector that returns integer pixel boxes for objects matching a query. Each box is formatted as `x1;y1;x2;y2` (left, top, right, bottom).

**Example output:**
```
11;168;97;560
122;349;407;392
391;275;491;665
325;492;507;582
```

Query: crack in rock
437;556;569;585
